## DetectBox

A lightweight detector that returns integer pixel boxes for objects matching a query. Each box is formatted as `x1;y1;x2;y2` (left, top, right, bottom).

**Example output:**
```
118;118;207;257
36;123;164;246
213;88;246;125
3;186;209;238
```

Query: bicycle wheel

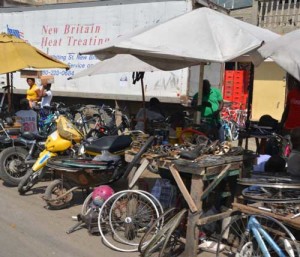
242;187;300;203
142;208;187;257
98;190;159;252
238;178;300;189
81;192;93;215
138;208;177;253
216;213;300;257
108;190;160;251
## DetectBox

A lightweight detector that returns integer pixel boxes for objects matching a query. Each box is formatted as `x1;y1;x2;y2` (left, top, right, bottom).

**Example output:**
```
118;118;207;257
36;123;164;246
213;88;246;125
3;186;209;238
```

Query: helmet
92;185;114;207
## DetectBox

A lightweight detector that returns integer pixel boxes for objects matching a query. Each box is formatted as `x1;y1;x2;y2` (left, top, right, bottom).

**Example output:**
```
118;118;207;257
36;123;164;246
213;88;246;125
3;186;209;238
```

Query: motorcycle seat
85;135;132;154
21;132;47;141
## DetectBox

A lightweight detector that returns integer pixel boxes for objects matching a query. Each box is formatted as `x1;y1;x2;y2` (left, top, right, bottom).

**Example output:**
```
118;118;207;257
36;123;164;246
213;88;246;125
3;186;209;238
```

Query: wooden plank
197;210;234;226
232;203;300;230
183;174;204;257
128;158;149;189
169;165;198;213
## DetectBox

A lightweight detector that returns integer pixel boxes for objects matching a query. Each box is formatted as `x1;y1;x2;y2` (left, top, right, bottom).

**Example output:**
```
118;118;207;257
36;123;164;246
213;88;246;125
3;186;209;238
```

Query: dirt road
0;181;139;257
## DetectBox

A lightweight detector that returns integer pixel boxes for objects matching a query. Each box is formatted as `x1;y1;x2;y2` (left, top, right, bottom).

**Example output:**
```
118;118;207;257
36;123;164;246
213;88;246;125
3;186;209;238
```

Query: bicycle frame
247;216;287;257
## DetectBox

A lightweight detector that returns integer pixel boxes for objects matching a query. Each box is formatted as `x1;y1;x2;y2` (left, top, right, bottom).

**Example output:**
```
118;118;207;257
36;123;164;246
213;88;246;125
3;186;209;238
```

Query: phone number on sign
42;70;75;76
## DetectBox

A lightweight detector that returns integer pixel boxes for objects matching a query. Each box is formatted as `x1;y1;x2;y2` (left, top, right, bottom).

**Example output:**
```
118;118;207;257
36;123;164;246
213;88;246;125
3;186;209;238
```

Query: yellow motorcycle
18;115;84;195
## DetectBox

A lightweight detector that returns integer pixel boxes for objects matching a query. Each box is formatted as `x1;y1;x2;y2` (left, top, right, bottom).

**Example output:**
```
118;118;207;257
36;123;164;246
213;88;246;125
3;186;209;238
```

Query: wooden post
182;173;204;257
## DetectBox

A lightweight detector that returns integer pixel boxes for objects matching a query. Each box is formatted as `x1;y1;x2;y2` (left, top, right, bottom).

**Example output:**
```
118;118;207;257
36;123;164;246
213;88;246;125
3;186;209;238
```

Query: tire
44;179;73;210
122;136;154;179
97;190;160;252
0;147;28;186
18;169;40;195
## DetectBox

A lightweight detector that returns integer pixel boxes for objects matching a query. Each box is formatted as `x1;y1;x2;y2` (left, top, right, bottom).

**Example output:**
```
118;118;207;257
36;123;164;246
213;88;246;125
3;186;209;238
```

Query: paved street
0;181;139;257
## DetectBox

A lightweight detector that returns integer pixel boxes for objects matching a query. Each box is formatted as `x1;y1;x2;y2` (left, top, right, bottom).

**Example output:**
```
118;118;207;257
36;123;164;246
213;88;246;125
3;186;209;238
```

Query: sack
151;178;177;210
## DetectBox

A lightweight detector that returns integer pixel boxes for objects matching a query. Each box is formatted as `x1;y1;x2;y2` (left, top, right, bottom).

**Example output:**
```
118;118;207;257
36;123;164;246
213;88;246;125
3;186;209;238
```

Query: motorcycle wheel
18;169;41;195
0;147;28;186
44;179;73;210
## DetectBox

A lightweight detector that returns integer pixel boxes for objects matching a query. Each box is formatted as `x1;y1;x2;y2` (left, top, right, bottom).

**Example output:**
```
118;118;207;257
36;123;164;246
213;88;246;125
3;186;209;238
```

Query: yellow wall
252;62;286;121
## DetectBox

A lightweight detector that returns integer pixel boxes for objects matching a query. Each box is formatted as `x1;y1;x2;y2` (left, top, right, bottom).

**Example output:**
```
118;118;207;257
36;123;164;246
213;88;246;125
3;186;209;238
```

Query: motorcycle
0;132;46;186
0;106;65;186
42;134;133;210
18;115;84;195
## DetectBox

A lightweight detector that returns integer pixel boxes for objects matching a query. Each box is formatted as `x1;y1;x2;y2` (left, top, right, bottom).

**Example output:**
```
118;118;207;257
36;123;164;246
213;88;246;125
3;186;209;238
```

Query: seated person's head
20;98;30;110
291;127;300;151
264;155;286;173
149;97;160;108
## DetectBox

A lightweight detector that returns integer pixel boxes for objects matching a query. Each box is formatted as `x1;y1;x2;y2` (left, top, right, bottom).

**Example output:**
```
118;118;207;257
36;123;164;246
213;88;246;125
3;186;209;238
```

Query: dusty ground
0;139;257;257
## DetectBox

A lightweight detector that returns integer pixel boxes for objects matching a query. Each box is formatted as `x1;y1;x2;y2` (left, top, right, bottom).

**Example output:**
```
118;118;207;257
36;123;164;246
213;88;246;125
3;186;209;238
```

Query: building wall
230;6;253;24
252;62;286;121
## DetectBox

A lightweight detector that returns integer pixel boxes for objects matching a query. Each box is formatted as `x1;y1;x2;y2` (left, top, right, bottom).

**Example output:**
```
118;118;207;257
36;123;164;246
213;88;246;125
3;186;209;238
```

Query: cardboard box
20;70;42;78
40;75;54;84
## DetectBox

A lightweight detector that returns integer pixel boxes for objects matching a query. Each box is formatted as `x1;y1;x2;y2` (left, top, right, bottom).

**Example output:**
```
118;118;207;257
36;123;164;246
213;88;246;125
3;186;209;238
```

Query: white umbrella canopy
71;54;159;79
257;29;300;81
81;7;279;70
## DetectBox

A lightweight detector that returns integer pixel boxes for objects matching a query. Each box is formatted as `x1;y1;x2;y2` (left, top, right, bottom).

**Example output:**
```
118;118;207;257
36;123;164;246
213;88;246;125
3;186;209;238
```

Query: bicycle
216;213;300;257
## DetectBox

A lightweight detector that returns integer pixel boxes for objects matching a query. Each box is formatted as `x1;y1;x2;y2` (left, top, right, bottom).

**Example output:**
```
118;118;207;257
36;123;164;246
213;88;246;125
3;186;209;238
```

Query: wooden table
126;150;256;257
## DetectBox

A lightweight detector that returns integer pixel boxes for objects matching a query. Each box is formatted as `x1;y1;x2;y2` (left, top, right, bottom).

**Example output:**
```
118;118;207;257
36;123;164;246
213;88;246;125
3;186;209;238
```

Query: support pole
196;63;205;124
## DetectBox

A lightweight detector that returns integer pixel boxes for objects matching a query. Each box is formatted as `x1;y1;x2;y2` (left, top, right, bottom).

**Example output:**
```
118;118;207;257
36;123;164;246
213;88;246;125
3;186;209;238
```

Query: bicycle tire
238;178;300;189
108;190;160;250
242;187;300;203
98;190;158;252
81;192;93;215
122;136;154;179
142;208;187;257
216;213;300;257
138;207;176;253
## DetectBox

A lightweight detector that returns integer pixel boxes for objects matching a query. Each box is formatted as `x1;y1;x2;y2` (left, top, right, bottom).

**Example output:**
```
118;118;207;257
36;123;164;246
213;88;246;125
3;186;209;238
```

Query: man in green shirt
192;79;224;141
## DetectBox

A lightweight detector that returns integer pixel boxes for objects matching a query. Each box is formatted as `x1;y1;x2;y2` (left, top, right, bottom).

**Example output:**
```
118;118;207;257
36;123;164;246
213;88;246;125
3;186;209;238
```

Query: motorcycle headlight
78;144;85;156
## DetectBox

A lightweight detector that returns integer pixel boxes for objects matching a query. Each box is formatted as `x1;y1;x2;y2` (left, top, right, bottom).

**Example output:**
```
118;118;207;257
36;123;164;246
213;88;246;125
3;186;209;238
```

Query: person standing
39;80;53;116
192;79;224;141
26;78;40;108
280;74;300;133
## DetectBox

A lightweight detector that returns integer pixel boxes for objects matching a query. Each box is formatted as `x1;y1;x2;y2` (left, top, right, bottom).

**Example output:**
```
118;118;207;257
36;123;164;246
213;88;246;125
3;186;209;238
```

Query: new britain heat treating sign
0;1;191;102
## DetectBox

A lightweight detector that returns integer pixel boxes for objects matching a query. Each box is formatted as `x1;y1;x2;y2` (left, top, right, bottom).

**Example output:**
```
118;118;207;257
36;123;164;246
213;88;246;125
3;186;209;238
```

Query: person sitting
287;127;300;176
15;98;38;134
135;97;165;132
253;154;286;173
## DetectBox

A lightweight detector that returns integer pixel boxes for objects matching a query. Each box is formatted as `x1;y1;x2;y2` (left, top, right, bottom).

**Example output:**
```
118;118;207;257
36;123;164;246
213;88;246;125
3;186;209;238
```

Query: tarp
0;33;69;74
257;29;300;81
81;7;279;70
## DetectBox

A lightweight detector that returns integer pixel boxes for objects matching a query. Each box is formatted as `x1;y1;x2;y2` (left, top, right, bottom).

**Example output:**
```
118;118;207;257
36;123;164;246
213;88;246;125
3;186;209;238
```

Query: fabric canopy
257;29;300;81
82;7;279;70
0;33;69;74
71;54;159;79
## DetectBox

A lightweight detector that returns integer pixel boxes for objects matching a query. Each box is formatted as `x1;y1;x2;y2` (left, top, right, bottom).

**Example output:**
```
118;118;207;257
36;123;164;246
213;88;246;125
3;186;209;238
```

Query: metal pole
196;63;205;124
